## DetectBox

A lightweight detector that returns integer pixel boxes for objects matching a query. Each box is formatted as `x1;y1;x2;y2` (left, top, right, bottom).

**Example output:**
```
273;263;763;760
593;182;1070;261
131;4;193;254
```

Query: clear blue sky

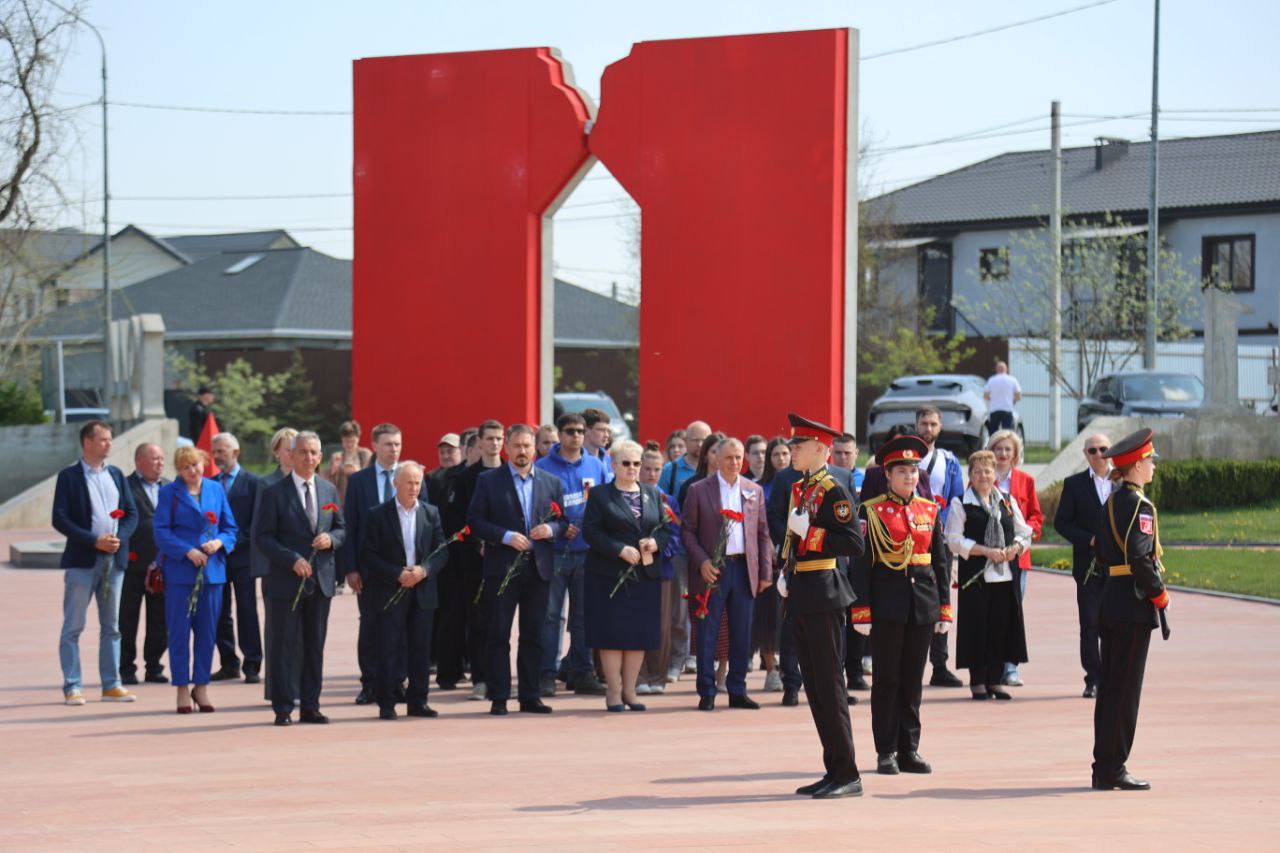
50;0;1280;298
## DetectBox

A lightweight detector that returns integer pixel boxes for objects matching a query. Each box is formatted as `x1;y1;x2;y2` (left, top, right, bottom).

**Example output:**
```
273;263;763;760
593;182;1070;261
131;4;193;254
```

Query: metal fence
1008;337;1278;445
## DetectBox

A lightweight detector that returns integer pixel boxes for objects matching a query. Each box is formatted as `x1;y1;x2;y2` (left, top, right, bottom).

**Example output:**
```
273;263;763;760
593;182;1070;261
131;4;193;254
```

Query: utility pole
1049;100;1063;449
1144;0;1161;368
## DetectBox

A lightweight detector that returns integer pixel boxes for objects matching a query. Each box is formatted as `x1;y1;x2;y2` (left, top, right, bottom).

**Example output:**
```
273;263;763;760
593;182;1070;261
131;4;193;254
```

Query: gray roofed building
553;279;637;348
161;230;299;263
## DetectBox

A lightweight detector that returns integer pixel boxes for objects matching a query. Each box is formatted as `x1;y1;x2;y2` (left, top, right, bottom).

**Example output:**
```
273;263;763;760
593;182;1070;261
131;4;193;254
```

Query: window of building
1202;235;1255;292
978;247;1009;281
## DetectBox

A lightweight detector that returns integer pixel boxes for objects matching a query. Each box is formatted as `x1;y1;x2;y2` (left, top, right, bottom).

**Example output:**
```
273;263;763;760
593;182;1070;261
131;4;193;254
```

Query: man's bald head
684;420;712;463
1083;433;1111;475
133;443;165;482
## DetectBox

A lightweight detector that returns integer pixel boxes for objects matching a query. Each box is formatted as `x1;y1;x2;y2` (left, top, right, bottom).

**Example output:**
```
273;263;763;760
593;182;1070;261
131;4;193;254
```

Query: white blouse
944;487;1034;583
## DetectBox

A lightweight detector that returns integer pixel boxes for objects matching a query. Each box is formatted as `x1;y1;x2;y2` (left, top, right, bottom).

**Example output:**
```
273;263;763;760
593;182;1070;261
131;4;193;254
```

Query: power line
109;99;349;116
112;192;351;202
861;0;1120;60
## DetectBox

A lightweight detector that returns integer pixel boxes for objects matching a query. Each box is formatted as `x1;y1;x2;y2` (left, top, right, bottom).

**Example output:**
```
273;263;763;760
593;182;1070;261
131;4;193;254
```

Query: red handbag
144;558;165;594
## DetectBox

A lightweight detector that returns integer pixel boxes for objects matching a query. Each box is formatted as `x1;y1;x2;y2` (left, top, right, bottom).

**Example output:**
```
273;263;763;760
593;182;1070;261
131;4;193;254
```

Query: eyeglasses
617;460;641;468
1086;447;1110;455
562;428;585;435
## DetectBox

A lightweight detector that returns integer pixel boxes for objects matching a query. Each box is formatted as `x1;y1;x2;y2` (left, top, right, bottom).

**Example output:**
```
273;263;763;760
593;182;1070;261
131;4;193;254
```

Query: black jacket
220;467;261;578
581;482;672;584
778;467;863;617
256;475;346;600
125;473;167;573
360;499;448;611
467;465;567;582
1096;482;1166;627
1053;470;1107;585
852;492;949;625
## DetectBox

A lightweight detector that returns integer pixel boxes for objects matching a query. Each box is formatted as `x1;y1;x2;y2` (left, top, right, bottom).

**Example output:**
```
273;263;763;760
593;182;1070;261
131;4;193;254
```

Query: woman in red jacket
988;429;1042;687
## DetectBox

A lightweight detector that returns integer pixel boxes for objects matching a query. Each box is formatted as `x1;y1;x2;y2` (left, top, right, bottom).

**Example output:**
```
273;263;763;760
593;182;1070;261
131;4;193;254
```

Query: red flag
197;412;220;478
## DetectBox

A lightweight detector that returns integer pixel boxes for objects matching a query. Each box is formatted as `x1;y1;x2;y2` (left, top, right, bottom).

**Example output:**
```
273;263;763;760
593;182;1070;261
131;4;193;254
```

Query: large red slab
353;48;591;458
590;29;857;441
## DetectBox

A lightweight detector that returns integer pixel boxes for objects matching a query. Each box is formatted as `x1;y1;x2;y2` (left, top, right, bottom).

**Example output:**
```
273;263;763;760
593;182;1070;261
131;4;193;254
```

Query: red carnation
549;501;562;518
321;502;339;513
683;588;713;620
459;525;471;540
128;551;138;562
720;508;744;523
109;508;125;520
663;503;680;524
204;511;218;525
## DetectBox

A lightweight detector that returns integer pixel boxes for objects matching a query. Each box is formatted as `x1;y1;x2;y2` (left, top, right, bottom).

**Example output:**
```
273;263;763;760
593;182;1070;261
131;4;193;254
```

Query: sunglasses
562;428;585;435
617;460;642;468
1086;447;1110;455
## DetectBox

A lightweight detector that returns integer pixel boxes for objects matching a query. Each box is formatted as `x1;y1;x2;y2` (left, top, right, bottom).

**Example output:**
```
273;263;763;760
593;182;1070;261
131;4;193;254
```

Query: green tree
0;379;45;425
210;359;284;448
263;349;324;437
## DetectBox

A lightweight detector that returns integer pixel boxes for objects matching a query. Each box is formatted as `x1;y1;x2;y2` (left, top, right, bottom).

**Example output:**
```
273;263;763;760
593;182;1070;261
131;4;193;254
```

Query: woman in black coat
582;440;673;712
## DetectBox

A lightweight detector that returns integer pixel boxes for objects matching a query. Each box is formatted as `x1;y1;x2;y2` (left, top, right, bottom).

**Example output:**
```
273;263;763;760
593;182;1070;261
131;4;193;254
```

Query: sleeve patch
1138;514;1154;535
834;500;852;523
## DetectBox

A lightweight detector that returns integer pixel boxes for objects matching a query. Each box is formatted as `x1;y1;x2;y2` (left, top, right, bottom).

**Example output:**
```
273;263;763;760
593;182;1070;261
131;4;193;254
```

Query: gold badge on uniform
834;500;852;522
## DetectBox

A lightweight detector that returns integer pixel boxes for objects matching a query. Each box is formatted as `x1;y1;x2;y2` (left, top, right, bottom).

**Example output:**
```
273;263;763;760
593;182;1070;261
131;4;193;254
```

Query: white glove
787;509;811;538
776;572;789;599
934;621;950;634
853;623;871;636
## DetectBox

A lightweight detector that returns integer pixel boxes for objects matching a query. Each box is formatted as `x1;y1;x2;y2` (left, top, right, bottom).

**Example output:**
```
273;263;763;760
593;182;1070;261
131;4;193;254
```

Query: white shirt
82;460;120;537
291;471;316;522
919;447;955;500
141;478;161;509
716;472;745;556
943;488;1033;583
396;500;418;566
1090;469;1113;505
985;373;1021;413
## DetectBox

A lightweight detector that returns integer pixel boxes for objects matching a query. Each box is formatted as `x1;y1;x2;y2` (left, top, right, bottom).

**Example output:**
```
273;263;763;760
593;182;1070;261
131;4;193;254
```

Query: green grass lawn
1040;500;1280;545
1032;545;1280;599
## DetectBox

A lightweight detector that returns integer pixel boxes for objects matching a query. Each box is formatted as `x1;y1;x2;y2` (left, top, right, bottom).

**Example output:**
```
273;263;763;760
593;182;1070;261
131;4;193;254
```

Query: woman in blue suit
154;446;237;713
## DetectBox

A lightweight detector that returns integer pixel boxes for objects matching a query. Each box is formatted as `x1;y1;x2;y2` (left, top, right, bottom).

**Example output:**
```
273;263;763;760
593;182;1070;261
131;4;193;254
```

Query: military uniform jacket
780;467;864;617
1096;482;1166;628
852;493;950;625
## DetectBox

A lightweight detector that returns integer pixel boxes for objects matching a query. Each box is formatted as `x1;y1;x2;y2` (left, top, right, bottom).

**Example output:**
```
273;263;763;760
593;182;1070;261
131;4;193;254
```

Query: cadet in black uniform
852;434;951;776
780;413;866;800
1092;428;1170;791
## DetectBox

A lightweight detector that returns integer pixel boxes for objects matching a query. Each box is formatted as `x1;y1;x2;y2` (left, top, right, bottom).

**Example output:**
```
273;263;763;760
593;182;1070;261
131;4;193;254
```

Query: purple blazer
680;474;773;598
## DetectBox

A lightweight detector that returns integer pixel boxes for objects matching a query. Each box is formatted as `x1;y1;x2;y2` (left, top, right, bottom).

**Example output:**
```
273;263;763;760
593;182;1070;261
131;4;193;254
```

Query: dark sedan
1076;371;1204;432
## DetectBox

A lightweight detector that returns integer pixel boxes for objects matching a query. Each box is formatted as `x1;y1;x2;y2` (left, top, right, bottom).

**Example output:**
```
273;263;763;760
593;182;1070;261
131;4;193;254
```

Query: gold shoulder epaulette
862;493;889;508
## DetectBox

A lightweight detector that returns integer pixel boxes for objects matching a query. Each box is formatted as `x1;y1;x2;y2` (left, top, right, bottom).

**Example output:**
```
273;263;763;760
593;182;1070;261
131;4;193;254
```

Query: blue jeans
59;561;124;693
541;550;590;680
695;557;753;699
166;581;224;687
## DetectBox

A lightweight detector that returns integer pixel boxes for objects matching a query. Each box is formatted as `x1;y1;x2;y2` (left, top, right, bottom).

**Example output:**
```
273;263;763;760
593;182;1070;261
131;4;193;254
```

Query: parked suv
552;390;633;444
1076;371;1203;432
866;374;1019;455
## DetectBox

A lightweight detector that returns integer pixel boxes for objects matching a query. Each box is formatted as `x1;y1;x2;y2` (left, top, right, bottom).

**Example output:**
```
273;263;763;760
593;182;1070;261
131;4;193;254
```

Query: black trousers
782;604;862;694
216;574;262;672
795;608;859;783
267;594;330;715
356;577;406;689
845;624;867;684
119;570;167;677
375;599;435;711
261;578;301;703
870;620;933;756
465;569;489;685
1076;576;1104;688
967;581;1014;688
485;566;548;703
435;556;471;685
1092;620;1152;780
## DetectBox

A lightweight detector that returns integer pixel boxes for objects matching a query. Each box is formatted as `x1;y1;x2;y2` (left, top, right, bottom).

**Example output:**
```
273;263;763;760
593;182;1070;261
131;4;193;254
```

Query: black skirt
584;569;662;651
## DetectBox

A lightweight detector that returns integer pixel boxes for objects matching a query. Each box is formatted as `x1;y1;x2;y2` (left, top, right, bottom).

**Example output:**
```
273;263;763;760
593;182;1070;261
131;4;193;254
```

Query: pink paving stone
3;525;1279;851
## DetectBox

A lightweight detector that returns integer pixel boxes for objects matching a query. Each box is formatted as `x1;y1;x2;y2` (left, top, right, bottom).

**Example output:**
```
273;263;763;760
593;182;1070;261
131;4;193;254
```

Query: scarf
980;489;1008;572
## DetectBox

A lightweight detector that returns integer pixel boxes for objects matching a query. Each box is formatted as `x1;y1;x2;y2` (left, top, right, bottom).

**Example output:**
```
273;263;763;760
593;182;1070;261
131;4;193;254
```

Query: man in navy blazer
341;422;403;705
468;424;567;715
52;420;140;705
210;432;263;683
1053;433;1113;698
256;432;346;726
119;443;168;685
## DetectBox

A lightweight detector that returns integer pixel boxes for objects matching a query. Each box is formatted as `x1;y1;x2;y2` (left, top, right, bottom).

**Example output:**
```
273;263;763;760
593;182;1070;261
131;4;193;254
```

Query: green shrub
0;380;47;426
1148;459;1280;511
1037;480;1063;528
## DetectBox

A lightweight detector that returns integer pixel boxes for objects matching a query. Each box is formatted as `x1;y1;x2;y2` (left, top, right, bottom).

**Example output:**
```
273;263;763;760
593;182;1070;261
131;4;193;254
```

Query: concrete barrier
0;418;179;531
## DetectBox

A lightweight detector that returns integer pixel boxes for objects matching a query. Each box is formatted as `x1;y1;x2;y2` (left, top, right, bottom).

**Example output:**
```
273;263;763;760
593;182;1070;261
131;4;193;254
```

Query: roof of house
161;230;300;263
868;130;1280;228
554;279;637;347
1;225;192;272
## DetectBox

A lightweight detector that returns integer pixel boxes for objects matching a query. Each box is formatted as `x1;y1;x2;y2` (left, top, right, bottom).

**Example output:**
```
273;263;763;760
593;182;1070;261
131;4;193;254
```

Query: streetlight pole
1144;0;1161;368
49;2;110;413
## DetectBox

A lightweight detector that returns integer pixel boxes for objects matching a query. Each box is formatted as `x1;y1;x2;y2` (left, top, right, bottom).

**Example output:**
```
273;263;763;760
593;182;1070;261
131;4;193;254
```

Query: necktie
382;470;393;503
304;480;317;530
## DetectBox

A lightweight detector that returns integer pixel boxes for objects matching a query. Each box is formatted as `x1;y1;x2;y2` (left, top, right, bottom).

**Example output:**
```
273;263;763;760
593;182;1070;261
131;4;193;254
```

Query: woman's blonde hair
270;427;299;453
174;445;206;472
987;429;1023;463
610;439;645;463
967;449;997;474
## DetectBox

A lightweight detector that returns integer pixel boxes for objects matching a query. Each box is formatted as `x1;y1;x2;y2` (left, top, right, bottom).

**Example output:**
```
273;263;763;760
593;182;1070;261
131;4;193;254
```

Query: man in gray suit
119;443;169;685
256;431;345;726
253;427;298;702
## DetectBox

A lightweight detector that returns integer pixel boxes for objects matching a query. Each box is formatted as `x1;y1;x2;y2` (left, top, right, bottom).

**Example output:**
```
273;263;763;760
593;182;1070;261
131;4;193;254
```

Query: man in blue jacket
534;412;607;697
914;406;965;688
52;420;140;706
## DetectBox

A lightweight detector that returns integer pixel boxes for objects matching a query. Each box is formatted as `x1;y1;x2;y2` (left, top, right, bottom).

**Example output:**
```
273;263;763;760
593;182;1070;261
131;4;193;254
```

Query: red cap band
1111;441;1155;469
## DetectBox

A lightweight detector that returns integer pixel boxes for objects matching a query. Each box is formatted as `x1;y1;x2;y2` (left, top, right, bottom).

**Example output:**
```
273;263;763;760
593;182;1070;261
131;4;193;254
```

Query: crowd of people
51;399;1168;793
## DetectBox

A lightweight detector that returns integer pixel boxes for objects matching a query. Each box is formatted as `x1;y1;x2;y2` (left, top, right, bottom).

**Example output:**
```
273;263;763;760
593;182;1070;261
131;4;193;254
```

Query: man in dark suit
1053;432;1113;699
682;438;773;711
257;431;345;726
253;427;298;703
468;423;567;715
210;432;263;683
52;420;140;705
341;422;403;705
119;443;169;685
361;461;449;719
187;386;214;441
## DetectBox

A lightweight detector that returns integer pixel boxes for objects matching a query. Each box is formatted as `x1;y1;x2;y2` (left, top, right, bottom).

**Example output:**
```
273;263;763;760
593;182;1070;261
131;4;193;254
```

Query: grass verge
1040;500;1280;545
1033;545;1280;600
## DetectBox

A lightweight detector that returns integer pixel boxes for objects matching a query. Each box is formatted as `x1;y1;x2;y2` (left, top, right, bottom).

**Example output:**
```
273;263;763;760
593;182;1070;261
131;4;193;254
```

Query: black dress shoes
490;701;508;716
795;777;832;795
437;680;459;691
274;712;292;727
781;690;799;707
243;669;260;685
144;671;169;684
407;704;439;718
519;699;553;714
929;668;963;688
698;695;715;711
393;682;407;703
210;666;240;682
1092;772;1150;791
354;687;376;705
876;753;899;775
848;675;870;691
120;672;139;685
846;695;858;706
299;710;329;724
897;752;932;774
728;694;760;710
813;778;863;799
1083;685;1098;699
379;707;398;720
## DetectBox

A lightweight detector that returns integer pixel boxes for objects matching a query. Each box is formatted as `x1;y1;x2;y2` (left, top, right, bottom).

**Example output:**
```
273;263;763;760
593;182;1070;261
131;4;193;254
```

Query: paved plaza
2;526;1277;851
